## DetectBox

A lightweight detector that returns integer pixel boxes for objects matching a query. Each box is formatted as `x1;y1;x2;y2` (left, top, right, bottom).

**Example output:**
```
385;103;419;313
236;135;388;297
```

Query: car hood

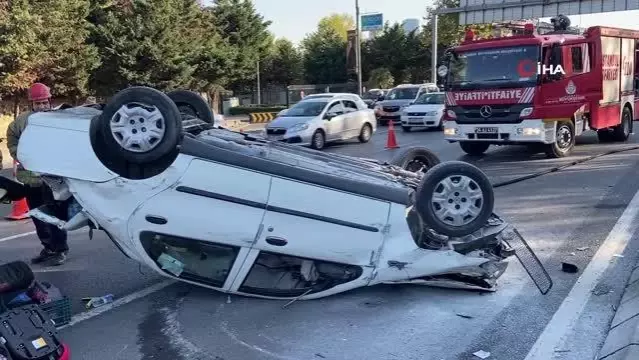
17;108;118;182
267;116;315;128
405;104;444;112
378;100;414;107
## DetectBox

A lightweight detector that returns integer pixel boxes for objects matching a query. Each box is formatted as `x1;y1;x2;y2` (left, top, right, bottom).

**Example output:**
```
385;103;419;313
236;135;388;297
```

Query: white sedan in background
400;92;446;132
263;95;376;150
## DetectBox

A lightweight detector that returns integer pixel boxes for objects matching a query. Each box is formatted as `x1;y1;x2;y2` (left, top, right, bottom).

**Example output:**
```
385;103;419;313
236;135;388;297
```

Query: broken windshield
447;45;540;90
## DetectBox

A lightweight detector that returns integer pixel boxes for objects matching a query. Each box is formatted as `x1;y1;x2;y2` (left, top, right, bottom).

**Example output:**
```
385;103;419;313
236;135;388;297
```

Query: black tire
401;126;411;132
166;90;214;124
415;161;494;237
459;142;490;156
97;86;183;164
612;106;632;142
390;146;441;173
545;121;575;158
358;123;373;143
310;129;325;150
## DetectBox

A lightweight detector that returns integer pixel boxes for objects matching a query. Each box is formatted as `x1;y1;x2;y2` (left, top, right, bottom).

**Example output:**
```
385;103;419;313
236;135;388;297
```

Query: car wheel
415;161;494;237
459;142;490;156
166;90;214;124
358;123;373;143
390;146;441;173
545;121;575;158
401;126;411;132
612;106;632;142
97;86;182;164
310;130;325;150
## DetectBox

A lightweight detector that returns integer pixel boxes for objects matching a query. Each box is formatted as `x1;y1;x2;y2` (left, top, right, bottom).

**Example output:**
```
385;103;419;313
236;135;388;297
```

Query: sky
248;0;639;45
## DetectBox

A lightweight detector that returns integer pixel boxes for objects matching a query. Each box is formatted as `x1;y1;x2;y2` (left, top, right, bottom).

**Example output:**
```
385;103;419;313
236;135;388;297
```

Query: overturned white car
0;87;552;299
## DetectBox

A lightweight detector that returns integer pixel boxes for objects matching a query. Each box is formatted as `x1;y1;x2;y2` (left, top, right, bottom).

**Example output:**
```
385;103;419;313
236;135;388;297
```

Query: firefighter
6;83;68;266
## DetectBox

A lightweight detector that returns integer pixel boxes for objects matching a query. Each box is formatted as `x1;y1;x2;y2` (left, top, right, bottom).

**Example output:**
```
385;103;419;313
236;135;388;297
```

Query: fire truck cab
441;15;639;158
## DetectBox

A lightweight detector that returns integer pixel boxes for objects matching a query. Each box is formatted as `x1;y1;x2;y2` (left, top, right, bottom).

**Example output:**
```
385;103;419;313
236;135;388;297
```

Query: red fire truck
441;15;639;158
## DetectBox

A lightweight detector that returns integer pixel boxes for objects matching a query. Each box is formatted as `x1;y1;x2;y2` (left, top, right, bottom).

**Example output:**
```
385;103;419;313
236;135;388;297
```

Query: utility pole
256;59;261;105
355;0;362;95
431;14;438;85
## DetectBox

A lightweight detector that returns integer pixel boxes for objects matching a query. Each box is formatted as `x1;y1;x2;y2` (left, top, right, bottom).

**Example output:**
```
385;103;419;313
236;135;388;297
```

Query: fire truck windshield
446;45;540;90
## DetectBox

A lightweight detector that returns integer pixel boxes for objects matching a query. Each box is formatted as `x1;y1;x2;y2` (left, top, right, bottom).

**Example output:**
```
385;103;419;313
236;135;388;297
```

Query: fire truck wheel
545;121;575;158
612;106;632;142
459;142;490;156
415;161;494;237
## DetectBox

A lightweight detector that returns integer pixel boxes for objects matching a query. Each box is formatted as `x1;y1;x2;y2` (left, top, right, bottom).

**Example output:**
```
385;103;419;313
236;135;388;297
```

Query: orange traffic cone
385;121;400;149
5;160;29;220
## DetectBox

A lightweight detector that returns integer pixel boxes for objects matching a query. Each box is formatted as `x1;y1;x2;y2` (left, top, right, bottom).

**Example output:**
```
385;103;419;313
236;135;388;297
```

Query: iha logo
537;63;566;75
518;59;565;77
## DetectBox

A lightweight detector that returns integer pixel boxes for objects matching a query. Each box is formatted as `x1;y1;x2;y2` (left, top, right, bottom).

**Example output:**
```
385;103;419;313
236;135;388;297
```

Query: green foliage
228;105;286;115
368;68;394;89
211;0;272;92
261;38;303;86
302;25;347;84
317;13;355;41
88;0;203;96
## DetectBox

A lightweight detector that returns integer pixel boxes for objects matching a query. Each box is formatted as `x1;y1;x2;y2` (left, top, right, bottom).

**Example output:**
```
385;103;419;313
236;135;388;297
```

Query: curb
598;265;639;359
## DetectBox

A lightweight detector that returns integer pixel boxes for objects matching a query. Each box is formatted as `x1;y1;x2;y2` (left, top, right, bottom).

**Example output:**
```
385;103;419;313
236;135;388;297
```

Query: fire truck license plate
475;127;498;134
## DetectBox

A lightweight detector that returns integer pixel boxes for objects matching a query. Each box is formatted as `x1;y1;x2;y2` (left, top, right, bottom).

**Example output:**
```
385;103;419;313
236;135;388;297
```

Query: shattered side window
139;231;239;287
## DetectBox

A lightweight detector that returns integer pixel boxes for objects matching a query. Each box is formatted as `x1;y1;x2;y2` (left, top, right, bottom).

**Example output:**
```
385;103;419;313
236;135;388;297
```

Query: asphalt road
2;125;639;359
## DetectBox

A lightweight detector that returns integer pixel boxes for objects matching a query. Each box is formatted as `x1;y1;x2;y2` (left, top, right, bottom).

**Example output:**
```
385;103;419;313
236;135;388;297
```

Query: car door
127;158;269;292
229;176;390;298
341;99;362;138
323;100;347;141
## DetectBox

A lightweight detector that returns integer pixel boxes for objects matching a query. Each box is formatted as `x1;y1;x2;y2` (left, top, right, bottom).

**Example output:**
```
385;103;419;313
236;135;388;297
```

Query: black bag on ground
0;262;34;295
0;305;64;360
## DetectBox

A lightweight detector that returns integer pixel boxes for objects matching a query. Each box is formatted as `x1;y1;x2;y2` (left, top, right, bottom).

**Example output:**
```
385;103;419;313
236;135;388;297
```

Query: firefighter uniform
6;83;68;266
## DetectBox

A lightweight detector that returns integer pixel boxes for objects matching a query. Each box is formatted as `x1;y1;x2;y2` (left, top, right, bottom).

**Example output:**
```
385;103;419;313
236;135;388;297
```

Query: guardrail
248;112;278;123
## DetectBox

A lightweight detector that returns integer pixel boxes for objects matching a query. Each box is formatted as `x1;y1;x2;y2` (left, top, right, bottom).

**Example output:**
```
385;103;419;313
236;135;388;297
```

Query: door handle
265;236;288;246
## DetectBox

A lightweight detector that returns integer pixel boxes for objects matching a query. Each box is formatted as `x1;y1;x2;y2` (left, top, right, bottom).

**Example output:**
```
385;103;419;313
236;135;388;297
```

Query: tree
88;0;203;96
364;23;409;83
368;68;394;89
0;1;43;99
317;13;355;41
34;0;99;100
302;26;347;84
261;38;303;86
211;0;272;92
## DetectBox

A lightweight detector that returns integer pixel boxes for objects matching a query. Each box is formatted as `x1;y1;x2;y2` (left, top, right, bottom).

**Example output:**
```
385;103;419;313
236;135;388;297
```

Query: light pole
256;59;261;105
355;0;362;95
431;14;438;84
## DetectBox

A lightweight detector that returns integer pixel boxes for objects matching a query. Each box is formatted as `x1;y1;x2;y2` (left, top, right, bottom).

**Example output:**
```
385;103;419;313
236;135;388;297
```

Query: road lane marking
524;187;639;360
0;231;36;243
59;279;176;330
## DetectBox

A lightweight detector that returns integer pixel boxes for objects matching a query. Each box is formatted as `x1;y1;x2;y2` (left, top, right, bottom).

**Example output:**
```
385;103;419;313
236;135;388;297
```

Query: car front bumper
401;115;442;128
443;119;556;144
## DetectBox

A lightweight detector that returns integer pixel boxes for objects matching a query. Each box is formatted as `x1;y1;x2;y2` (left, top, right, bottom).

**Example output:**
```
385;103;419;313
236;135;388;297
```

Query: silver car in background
263;96;377;150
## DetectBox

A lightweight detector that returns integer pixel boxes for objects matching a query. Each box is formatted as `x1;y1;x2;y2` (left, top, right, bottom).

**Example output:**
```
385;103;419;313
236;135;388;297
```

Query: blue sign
361;13;383;31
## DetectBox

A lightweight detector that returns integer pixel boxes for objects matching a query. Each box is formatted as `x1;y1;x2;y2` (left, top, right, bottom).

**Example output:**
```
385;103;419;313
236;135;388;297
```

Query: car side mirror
378;96;385;101
324;113;335;120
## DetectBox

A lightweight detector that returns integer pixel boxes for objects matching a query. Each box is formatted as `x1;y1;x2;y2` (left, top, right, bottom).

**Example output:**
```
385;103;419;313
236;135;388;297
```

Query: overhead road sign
361;13;383;31
436;0;639;25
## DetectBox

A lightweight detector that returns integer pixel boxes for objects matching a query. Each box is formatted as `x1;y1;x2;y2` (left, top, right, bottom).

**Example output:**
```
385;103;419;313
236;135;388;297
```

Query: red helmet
28;83;51;101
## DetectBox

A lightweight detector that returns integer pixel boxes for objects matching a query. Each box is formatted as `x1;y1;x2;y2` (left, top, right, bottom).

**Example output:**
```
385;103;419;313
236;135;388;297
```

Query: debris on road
315;354;326;358
82;294;114;309
613;254;624;258
576;246;590;251
456;313;474;319
473;350;491;359
561;262;579;273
